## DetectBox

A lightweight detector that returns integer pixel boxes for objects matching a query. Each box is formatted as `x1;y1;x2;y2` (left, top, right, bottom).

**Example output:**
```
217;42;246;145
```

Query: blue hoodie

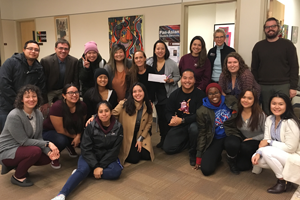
202;95;232;139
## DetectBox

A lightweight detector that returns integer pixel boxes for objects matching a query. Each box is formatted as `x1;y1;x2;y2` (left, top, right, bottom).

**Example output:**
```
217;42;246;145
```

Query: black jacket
81;116;123;169
0;53;47;114
207;43;235;74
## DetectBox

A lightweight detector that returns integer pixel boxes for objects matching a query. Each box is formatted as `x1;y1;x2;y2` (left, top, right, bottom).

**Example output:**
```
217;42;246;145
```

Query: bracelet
137;136;144;142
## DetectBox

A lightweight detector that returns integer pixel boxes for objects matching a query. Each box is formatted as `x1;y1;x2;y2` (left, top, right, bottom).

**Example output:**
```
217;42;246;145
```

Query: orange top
112;70;127;102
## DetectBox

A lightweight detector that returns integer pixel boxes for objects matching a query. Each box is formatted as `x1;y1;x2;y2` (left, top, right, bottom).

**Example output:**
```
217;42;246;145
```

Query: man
251;17;299;115
163;69;206;166
208;29;235;83
40;39;79;106
0;40;47;131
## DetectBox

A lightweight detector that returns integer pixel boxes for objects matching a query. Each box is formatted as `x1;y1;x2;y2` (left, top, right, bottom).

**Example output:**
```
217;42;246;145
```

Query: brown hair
14;84;43;109
222;52;249;80
127;50;147;89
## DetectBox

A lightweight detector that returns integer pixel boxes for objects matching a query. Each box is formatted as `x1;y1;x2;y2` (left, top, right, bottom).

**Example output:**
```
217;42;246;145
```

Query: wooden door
20;20;35;48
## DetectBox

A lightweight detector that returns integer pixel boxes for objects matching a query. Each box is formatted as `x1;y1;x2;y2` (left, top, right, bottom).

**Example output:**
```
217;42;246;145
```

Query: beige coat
112;100;154;165
262;116;300;184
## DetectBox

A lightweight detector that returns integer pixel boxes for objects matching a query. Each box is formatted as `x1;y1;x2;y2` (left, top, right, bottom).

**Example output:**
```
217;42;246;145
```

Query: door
19;20;35;48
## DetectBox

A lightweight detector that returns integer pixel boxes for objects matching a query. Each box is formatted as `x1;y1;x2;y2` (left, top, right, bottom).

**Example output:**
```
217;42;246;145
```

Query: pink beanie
84;41;99;54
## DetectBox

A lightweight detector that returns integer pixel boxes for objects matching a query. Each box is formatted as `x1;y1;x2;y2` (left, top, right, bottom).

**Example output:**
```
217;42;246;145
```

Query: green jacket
196;95;241;158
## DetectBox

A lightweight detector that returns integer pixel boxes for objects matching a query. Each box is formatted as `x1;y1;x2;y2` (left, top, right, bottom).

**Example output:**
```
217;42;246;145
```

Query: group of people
0;16;299;199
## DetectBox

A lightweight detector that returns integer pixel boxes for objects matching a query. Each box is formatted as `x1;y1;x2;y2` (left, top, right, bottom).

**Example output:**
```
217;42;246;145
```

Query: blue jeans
42;130;73;152
59;156;122;197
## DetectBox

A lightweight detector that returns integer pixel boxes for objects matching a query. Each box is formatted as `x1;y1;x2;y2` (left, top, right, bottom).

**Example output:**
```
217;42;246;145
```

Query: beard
265;29;279;39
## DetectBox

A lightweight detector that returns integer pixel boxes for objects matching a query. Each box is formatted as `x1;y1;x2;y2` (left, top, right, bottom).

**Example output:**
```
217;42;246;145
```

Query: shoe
252;165;262;174
227;156;240;175
156;137;165;148
189;157;196;166
51;194;65;200
51;159;61;169
66;146;78;158
267;179;291;194
1;164;15;175
11;175;33;187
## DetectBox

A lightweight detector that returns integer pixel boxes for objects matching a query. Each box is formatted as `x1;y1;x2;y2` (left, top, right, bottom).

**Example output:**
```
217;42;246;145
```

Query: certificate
148;73;166;83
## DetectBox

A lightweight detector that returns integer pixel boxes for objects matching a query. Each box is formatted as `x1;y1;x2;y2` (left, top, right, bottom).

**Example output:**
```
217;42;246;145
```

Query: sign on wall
159;25;180;64
36;31;47;42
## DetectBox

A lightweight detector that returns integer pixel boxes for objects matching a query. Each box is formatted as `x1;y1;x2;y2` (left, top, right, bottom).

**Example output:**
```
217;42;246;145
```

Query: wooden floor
0;123;296;200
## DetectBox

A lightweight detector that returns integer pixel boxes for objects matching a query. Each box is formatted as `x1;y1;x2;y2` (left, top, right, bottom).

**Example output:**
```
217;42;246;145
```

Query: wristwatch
267;140;271;145
181;118;185;124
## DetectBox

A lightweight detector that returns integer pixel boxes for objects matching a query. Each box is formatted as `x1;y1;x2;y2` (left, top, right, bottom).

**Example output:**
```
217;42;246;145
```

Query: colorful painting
108;15;144;59
281;24;289;39
291;26;298;44
214;23;235;48
54;16;71;44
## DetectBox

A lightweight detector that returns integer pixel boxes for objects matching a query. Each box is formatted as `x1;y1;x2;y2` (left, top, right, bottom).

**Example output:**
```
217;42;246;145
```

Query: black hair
89;72;112;103
107;43;129;74
23;40;39;49
55;38;70;48
181;68;195;77
96;101;113;112
264;17;280;28
153;40;170;64
14;84;43;109
124;82;153;116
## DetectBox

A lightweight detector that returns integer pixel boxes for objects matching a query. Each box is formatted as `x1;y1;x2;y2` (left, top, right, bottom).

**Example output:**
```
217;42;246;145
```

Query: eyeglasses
214;36;224;39
264;25;278;30
208;92;220;96
66;91;79;95
57;47;70;51
26;47;40;52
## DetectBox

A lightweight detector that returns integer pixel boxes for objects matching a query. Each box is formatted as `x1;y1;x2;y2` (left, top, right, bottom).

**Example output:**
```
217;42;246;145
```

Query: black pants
236;140;260;171
125;138;151;164
163;122;198;156
201;135;241;176
155;104;170;138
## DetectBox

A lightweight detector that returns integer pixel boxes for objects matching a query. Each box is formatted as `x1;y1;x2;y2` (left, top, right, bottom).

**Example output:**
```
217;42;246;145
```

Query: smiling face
270;97;286;117
62;86;79;104
134;51;146;67
55;43;70;61
207;87;221;104
227;57;240;75
114;49;125;62
86;51;98;62
214;32;226;46
191;39;202;56
181;71;195;91
97;74;108;87
240;91;254;109
132;85;145;103
23;43;40;61
22;90;38;111
264;20;280;39
97;103;112;124
155;43;166;59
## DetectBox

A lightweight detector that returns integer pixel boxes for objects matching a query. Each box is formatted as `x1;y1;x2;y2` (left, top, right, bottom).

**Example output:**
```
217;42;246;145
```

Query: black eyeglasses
66;91;79;95
57;47;70;51
264;25;278;30
26;47;40;52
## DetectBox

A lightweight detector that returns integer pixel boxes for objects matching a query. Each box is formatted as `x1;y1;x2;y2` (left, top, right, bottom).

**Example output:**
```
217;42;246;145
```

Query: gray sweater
237;112;266;140
0;108;50;164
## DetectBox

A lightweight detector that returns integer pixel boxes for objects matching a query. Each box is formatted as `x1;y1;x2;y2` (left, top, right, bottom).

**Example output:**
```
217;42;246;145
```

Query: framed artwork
108;15;144;59
281;24;289;39
291;26;298;44
214;23;235;48
54;16;71;44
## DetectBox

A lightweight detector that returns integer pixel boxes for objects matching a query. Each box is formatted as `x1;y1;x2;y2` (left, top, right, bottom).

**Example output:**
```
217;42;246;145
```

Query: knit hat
206;83;222;95
94;68;109;82
84;41;99;54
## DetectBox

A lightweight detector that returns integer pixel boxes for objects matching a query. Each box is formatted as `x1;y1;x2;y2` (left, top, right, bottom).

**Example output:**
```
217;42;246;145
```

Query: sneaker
252;165;262;174
51;159;61;169
51;194;65;200
66;146;78;158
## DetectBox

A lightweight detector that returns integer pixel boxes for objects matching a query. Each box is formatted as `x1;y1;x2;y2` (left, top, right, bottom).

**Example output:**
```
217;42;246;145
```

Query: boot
189;151;196;166
227;155;240;175
267;179;291;194
156;136;165;148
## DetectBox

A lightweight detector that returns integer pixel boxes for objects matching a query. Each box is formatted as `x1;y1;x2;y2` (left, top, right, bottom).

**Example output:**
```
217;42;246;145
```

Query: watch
181;118;185;124
267;140;271;145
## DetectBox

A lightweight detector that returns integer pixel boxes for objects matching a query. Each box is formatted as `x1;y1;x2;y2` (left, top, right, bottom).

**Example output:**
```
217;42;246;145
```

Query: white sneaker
51;194;65;200
252;165;262;174
71;169;76;175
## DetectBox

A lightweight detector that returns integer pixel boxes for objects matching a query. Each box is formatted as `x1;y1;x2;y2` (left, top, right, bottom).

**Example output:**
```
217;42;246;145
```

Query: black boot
267;179;291;194
227;156;240;175
156;136;165;148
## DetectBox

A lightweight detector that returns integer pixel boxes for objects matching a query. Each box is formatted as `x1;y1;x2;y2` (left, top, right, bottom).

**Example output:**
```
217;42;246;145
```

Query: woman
219;52;260;99
43;84;87;169
252;93;300;194
104;43;132;102
126;50;155;102
235;89;266;171
78;41;106;96
113;82;154;165
146;40;180;148
83;68;118;120
0;85;59;187
194;83;242;176
179;36;211;90
51;101;123;200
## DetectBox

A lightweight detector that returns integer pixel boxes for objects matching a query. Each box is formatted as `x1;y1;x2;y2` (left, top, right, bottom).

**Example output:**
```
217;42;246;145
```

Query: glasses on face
208;92;220;96
264;25;278;30
66;91;79;95
214;36;224;39
26;47;40;52
57;47;70;51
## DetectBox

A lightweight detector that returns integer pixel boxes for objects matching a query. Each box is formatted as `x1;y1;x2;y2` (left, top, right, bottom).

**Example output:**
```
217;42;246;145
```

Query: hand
193;164;200;170
71;134;81;147
290;89;297;98
40;103;50;116
48;151;60;160
243;138;253;142
164;77;174;84
48;142;59;155
135;141;142;152
85;115;95;127
168;116;182;126
94;167;103;179
251;154;260;165
82;56;90;69
259;139;268;148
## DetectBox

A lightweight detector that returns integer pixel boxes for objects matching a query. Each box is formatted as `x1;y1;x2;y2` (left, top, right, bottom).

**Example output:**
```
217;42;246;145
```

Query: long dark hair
153;40;170;65
62;83;85;135
89;72;112;103
236;89;264;131
14;84;43;109
222;52;249;80
107;43;128;74
124;82;152;116
269;92;300;128
127;50;147;89
189;36;207;68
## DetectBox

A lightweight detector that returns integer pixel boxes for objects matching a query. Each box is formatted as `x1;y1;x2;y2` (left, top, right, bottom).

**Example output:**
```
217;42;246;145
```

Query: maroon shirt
179;53;211;90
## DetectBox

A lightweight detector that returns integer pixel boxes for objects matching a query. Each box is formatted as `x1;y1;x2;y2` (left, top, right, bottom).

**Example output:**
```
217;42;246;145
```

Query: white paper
148;73;166;83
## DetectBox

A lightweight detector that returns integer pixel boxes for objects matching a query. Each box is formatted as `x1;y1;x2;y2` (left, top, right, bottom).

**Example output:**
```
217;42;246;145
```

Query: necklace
192;55;198;67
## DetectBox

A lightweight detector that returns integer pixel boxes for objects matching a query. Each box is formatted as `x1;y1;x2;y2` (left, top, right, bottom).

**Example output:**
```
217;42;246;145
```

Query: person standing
251;17;299;115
